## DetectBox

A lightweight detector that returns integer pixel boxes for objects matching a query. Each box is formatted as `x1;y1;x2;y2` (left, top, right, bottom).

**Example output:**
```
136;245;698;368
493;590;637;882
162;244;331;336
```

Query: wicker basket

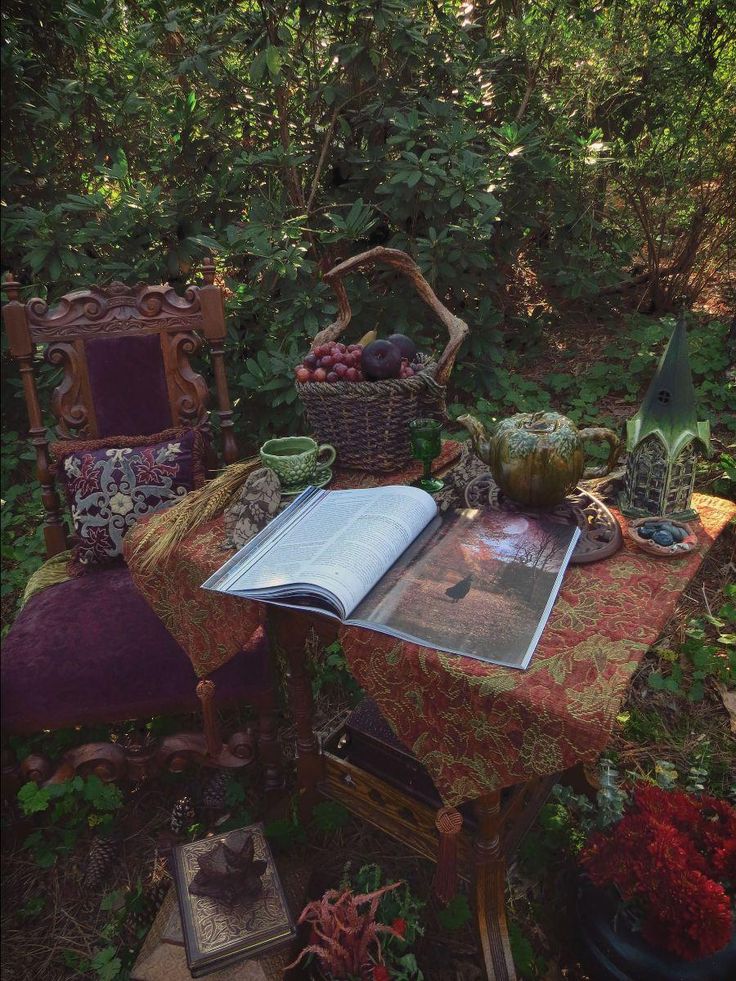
296;247;469;471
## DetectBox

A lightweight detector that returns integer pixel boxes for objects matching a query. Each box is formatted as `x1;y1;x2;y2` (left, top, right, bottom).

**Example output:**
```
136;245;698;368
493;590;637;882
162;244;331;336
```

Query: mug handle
579;428;621;479
316;444;337;469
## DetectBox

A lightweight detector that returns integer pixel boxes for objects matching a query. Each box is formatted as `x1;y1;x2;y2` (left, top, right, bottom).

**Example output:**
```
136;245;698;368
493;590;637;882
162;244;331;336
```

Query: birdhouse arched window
665;443;697;514
624;435;668;515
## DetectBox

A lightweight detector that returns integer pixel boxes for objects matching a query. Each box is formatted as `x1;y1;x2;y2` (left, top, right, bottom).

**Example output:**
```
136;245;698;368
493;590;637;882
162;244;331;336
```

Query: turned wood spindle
474;791;516;981
202;257;216;285
199;259;239;465
267;609;323;821
196;679;223;759
2;278;68;556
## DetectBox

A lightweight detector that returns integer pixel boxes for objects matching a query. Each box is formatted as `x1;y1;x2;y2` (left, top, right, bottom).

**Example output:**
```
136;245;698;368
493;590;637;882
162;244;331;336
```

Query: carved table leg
474;791;516;981
257;699;285;807
267;609;323;822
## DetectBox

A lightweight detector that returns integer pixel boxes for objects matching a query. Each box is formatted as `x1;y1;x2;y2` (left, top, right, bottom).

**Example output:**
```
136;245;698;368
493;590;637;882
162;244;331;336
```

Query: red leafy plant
286;880;406;980
581;784;736;961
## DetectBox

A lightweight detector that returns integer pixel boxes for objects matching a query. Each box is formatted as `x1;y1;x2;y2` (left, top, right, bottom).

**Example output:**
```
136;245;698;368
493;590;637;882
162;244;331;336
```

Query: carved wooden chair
1;262;282;794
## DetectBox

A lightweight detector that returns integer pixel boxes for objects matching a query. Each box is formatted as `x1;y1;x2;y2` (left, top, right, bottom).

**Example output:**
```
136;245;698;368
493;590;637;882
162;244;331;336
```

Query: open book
203;485;580;670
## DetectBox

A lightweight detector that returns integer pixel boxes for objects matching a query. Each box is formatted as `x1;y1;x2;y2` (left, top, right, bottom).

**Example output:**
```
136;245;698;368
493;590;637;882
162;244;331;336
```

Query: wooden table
269;608;560;981
125;476;735;981
259;498;734;981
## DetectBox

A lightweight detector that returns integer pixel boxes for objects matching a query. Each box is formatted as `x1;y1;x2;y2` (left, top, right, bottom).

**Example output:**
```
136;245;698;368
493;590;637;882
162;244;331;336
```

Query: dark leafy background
1;6;735;978
2;0;734;617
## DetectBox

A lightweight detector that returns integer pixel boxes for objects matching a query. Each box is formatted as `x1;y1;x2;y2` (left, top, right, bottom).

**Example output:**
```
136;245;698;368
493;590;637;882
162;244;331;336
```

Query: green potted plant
286;863;424;980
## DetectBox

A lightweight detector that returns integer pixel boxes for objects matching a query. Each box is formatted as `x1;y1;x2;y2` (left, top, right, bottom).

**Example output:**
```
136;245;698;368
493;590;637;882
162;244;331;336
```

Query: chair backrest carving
2;261;238;557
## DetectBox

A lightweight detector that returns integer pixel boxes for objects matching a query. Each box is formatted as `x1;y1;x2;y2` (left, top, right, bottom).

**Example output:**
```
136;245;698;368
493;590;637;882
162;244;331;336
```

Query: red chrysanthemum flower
581;785;736;961
391;917;407;939
373;964;391;981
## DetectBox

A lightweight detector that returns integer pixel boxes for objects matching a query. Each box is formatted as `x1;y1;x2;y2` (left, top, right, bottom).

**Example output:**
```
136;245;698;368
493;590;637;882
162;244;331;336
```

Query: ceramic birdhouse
620;313;710;520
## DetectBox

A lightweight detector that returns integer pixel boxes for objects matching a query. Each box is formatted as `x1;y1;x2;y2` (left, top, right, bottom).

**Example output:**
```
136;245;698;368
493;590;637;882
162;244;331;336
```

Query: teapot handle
579;427;621;479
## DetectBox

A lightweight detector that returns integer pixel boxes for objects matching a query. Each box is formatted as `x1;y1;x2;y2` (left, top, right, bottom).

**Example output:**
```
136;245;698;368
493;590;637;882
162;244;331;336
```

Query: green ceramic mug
259;436;336;487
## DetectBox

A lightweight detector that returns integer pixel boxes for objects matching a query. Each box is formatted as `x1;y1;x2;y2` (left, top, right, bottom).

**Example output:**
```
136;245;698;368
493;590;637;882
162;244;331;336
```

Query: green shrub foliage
2;0;734;449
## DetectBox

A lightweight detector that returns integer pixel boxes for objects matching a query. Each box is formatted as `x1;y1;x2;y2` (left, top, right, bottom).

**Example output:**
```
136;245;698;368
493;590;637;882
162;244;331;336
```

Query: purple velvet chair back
2;261;239;558
84;332;173;437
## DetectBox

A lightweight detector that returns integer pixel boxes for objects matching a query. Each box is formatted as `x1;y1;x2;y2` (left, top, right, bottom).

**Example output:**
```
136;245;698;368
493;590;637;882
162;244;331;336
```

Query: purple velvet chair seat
2;564;271;734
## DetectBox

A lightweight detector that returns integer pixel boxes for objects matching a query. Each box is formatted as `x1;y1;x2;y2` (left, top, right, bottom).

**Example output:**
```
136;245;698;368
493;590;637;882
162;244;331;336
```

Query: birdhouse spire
625;312;711;463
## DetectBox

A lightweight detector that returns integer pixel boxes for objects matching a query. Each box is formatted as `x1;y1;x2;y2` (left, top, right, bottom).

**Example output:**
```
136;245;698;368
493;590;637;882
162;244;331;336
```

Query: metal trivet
464;472;623;564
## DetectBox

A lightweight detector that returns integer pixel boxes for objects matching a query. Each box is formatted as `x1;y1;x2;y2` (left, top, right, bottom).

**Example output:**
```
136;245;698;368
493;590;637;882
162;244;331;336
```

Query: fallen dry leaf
716;682;736;734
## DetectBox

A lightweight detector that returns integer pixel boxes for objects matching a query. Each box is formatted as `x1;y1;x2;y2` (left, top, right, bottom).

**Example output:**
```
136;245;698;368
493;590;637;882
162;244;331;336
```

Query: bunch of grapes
294;341;364;384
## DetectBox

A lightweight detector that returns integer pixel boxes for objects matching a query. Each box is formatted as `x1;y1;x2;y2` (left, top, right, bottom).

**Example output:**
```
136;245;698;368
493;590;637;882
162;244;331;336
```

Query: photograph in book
351;507;579;669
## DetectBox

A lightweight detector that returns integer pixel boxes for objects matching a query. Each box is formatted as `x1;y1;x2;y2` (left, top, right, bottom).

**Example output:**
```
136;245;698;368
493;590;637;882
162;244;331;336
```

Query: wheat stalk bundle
128;456;261;573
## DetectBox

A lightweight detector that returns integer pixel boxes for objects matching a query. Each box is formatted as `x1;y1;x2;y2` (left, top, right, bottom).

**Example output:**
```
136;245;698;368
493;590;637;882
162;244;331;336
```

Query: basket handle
312;247;470;386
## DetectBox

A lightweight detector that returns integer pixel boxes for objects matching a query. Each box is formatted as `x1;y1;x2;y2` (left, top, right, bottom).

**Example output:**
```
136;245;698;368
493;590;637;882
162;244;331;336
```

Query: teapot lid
500;411;572;433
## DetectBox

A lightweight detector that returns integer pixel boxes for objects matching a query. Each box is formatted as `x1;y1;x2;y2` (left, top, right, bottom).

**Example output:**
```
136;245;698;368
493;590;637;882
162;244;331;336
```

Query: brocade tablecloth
338;494;734;803
123;441;462;677
125;473;734;806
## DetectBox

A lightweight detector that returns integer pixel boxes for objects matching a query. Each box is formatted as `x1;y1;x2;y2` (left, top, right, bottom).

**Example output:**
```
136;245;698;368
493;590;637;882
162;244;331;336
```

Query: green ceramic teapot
458;410;621;508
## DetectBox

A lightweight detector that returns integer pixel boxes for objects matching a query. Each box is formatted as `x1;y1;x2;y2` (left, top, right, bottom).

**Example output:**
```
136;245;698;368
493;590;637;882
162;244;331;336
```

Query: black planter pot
575;876;736;981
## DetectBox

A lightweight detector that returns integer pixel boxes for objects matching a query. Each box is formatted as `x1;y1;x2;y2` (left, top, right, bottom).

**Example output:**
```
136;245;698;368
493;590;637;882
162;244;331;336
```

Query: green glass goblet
409;418;444;494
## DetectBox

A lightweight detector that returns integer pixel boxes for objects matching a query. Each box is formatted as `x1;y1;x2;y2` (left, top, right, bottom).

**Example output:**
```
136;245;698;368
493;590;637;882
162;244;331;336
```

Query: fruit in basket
387;333;417;362
294;341;365;383
362;339;402;380
294;336;425;384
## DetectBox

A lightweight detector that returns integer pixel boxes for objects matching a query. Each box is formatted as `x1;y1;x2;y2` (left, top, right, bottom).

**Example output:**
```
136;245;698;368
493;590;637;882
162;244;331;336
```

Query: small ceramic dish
627;516;697;557
279;468;333;497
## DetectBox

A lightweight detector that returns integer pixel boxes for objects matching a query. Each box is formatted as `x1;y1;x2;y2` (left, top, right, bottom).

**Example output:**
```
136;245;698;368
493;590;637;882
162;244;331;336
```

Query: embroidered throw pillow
52;428;208;570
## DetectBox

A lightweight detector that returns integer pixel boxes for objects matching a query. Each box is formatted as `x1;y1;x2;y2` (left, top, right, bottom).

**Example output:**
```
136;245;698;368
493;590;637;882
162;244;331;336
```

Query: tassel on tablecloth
433;806;463;903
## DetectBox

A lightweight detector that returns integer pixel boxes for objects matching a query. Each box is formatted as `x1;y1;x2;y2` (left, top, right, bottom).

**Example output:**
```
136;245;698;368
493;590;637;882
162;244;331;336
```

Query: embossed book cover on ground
172;823;296;978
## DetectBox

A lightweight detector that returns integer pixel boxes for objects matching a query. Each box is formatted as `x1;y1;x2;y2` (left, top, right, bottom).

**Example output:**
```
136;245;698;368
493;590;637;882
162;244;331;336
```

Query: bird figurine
445;574;473;603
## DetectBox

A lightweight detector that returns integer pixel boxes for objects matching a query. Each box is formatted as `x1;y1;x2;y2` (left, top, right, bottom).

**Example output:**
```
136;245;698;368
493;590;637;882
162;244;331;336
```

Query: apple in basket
386;332;417;362
361;339;402;380
364;335;419;379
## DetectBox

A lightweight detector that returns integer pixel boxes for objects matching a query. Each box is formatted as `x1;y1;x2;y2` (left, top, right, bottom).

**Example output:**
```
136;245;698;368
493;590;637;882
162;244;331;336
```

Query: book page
205;485;437;618
349;508;580;669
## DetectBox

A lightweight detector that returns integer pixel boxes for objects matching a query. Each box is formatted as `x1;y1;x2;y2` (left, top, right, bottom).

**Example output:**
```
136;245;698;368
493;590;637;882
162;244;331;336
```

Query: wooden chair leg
474;791;517;981
196;678;223;758
257;702;284;806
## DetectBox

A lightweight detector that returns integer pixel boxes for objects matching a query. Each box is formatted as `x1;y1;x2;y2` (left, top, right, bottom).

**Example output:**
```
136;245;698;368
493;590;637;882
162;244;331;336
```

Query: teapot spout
457;413;493;466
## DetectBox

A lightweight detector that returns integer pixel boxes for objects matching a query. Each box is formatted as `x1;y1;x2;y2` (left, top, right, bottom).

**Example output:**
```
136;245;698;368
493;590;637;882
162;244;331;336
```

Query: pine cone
170;795;197;834
129;878;171;933
202;771;228;811
122;879;171;948
146;877;170;915
82;833;119;891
